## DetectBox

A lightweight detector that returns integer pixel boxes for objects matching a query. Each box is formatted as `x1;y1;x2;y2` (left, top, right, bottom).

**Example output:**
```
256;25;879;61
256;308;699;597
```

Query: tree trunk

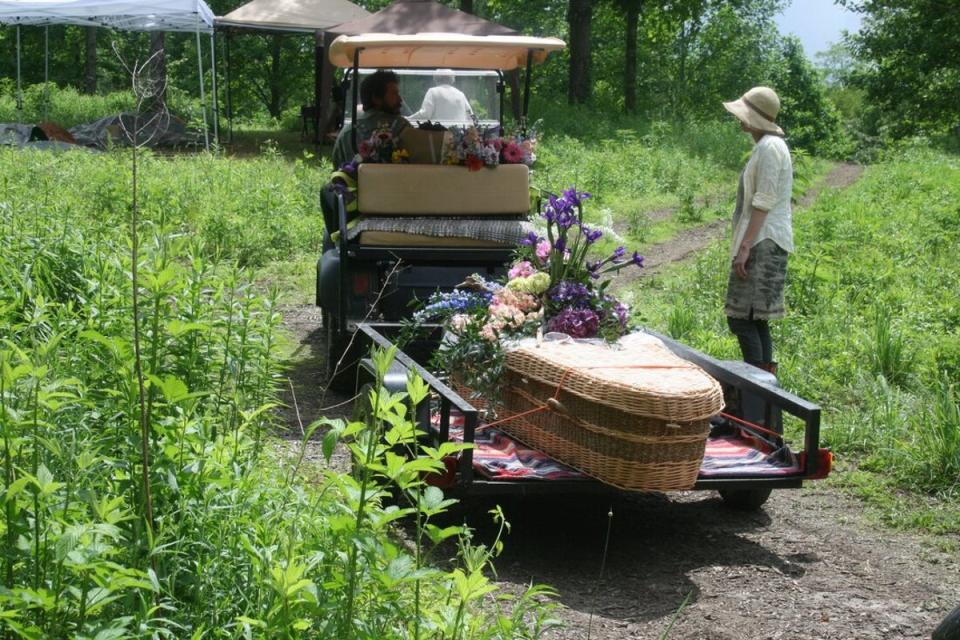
460;0;474;13
624;1;640;113
148;31;167;109
268;34;283;118
567;0;593;105
84;27;97;94
507;69;522;121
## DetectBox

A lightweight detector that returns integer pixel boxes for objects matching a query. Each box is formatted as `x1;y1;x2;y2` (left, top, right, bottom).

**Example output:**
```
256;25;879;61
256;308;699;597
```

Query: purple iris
632;251;645;267
520;231;541;246
612;246;626;262
554;237;567;253
562;187;591;206
555;210;576;230
582;226;603;244
549;281;593;308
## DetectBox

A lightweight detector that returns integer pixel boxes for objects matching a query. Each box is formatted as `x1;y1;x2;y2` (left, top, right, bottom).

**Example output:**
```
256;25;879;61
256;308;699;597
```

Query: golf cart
314;34;832;508
316;33;564;388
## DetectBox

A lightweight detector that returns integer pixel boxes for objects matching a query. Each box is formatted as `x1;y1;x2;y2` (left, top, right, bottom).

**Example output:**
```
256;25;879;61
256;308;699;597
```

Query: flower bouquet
413;187;644;406
357;124;410;164
442;121;537;171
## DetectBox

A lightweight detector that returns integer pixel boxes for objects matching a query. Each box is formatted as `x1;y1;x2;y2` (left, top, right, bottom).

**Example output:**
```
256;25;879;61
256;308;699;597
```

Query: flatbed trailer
351;322;832;509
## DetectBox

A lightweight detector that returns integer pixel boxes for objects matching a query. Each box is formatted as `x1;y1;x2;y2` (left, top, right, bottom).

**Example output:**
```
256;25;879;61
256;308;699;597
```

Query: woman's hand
733;243;751;279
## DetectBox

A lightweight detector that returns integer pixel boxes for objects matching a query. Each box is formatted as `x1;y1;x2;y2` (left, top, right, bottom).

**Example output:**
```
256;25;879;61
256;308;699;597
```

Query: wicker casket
492;332;724;491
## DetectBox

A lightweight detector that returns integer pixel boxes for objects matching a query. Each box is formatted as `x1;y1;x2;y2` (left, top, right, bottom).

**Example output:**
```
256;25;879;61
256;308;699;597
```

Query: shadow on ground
434;492;796;625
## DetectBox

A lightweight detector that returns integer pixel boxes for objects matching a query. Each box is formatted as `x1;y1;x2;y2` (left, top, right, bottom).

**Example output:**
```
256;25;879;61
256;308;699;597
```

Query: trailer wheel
933;602;960;640
719;488;772;511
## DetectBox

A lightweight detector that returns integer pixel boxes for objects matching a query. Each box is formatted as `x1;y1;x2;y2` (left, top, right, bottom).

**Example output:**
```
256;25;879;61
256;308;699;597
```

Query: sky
774;0;863;58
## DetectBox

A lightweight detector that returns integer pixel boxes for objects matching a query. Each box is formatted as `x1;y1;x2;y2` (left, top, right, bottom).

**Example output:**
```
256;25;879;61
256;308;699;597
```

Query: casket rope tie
719;411;783;441
477;364;694;432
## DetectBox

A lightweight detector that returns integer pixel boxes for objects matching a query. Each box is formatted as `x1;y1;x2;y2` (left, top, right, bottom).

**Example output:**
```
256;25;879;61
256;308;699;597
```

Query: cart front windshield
345;69;501;128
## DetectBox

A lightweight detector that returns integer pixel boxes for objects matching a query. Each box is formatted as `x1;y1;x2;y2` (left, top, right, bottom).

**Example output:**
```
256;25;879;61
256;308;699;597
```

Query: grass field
630;146;960;533
1;102;958;636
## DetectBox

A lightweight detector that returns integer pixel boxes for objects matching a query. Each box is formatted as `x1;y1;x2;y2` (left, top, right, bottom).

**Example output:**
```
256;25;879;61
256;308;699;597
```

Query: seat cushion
357;231;510;247
357;163;529;216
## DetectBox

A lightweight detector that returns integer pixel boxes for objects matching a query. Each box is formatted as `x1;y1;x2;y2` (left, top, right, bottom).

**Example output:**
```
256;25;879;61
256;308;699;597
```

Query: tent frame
1;0;218;150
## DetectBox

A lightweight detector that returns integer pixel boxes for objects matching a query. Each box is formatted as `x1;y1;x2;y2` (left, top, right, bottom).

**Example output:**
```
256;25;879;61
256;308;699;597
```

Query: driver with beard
332;69;410;167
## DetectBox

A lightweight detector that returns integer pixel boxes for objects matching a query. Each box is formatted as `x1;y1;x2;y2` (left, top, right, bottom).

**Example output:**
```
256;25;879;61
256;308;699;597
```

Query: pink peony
508;261;536;279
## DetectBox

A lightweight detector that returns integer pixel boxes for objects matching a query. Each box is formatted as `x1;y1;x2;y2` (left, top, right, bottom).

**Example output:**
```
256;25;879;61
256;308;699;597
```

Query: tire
933;603;960;640
719;488;772;511
323;309;359;393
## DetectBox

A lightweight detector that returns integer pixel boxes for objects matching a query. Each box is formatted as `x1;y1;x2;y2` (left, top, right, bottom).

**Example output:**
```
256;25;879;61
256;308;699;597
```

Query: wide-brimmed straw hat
723;86;783;136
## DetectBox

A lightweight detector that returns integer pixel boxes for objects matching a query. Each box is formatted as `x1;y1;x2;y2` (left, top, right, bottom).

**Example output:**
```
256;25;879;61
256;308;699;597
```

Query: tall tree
841;0;960;136
83;27;97;94
567;0;593;104
621;0;642;113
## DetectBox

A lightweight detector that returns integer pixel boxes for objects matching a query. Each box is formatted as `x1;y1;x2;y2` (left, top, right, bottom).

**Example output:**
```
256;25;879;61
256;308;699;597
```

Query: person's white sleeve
751;142;785;212
410;89;436;121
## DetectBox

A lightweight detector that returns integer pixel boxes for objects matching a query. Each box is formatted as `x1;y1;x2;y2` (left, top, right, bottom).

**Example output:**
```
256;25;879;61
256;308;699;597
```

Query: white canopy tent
0;0;218;149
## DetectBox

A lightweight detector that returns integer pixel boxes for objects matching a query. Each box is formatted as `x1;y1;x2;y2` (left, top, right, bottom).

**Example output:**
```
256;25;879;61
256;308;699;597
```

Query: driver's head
433;70;455;86
360;70;402;115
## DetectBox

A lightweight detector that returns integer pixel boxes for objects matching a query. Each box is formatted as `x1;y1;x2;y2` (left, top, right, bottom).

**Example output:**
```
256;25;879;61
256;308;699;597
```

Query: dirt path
273;160;960;638
612;163;865;287
467;487;960;639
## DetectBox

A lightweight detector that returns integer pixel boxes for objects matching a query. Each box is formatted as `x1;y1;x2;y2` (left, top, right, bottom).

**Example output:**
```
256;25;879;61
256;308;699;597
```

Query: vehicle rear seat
353;163;531;247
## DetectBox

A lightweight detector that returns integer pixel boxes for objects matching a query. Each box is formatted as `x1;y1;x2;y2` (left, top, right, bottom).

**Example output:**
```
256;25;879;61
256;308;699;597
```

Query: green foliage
842;0;960;139
0;82;206;129
631;150;960;525
769;37;848;157
0;147;324;267
0;143;559;637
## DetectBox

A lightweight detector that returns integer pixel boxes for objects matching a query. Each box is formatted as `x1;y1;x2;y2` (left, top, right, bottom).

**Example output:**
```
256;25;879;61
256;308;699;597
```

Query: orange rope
719;411;783;440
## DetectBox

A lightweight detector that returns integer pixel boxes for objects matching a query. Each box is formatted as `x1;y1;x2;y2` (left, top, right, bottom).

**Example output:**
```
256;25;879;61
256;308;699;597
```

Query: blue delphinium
414;289;493;322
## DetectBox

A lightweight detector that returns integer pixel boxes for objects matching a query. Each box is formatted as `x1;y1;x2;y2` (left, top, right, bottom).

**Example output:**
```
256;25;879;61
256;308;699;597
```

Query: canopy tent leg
210;31;219;146
16;25;22;118
225;31;233;144
195;19;209;151
43;26;49;121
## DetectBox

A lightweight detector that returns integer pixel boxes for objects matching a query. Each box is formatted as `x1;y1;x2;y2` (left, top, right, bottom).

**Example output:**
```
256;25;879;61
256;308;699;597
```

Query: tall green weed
0;143;558;637
0;82;205;129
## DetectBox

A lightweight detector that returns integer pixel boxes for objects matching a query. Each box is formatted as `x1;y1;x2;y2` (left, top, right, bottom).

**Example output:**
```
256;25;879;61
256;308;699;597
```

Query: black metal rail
354;322;825;496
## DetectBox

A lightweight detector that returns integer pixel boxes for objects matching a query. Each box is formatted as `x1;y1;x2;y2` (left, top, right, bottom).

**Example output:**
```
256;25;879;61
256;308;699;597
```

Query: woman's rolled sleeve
751;144;784;212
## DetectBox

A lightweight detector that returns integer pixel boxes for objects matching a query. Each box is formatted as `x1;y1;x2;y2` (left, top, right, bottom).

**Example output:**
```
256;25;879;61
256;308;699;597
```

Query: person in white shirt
721;86;794;376
409;70;474;123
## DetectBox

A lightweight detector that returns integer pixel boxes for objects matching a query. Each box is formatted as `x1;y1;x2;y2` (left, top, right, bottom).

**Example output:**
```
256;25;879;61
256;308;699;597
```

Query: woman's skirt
725;239;788;320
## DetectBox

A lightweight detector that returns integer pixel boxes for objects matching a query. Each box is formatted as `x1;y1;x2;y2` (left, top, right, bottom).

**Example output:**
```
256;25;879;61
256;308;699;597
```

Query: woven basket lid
505;332;724;422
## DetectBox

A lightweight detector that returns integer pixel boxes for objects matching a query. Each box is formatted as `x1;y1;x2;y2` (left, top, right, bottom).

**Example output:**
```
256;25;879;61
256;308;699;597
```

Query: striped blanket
434;410;802;481
346;217;536;244
698;433;801;477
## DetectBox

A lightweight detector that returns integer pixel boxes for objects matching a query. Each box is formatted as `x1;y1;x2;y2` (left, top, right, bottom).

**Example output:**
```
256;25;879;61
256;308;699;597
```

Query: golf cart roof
328;32;566;70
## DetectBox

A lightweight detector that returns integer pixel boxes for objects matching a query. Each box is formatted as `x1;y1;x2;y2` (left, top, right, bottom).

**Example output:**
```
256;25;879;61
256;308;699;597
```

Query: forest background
1;0;957;158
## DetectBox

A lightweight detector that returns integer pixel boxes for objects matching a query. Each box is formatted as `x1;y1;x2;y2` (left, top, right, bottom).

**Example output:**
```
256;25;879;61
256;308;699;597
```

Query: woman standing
722;86;794;375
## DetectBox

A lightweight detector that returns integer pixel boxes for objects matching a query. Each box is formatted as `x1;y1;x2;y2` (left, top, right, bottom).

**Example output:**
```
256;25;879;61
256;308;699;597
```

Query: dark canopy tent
323;0;523;123
215;0;369;143
326;0;518;37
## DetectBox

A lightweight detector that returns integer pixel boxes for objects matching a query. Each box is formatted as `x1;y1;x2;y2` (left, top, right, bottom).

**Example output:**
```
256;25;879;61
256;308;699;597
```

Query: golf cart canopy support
329;32;565;154
328;32;565;70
